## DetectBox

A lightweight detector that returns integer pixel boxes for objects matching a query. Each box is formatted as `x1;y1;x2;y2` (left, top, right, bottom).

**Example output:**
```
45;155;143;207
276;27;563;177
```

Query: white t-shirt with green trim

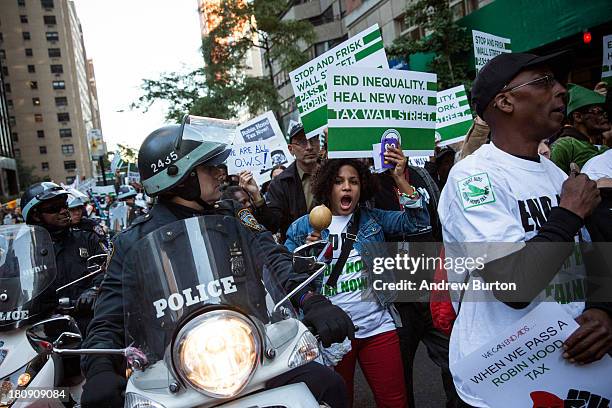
322;215;395;339
438;143;586;407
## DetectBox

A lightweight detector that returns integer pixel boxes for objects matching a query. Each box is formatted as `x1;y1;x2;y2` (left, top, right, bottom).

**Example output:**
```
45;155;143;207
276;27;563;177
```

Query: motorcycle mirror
272;261;326;314
56;255;107;294
53;332;82;349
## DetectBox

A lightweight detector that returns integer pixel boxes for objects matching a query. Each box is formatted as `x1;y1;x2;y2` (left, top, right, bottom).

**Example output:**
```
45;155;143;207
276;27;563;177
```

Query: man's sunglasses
37;201;68;214
499;75;559;94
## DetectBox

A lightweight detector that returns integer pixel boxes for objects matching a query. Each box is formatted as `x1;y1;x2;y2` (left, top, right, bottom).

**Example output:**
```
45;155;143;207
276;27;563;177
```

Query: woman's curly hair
312;159;379;207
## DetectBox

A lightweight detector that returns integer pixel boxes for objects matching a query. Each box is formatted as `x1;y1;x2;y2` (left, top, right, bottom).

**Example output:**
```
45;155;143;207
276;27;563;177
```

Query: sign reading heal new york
327;66;437;158
472;30;511;72
436;85;473;146
289;24;388;139
602;34;612;84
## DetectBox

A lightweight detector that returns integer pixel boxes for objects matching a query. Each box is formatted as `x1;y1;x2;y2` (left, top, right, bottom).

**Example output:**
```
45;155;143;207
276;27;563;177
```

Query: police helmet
20;182;69;223
67;195;88;209
117;185;137;200
138;115;234;199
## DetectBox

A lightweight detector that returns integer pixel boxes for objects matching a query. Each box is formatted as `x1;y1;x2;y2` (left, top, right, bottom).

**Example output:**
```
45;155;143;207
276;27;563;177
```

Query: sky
72;0;204;151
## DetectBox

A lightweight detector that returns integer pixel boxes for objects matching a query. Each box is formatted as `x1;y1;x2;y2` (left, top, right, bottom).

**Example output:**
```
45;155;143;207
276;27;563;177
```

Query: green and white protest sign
472;30;511;72
453;303;612;407
327;66;437;158
290;24;388;139
602;34;612;85
436;85;473;146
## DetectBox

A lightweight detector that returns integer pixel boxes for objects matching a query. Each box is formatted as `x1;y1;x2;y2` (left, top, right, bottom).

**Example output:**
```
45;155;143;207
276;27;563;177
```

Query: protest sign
436;85;473;146
453;302;612;407
602;34;612;85
237;111;282;143
409;156;429;168
290;24;388;139
472;30;511;72
327;66;437;158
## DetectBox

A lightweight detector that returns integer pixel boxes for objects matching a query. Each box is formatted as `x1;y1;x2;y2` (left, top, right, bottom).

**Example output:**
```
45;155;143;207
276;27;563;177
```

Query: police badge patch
79;248;89;258
237;208;263;232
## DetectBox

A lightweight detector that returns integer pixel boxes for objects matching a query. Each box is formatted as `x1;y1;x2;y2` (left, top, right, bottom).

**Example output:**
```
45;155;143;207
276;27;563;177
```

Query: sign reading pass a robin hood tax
327;66;437;158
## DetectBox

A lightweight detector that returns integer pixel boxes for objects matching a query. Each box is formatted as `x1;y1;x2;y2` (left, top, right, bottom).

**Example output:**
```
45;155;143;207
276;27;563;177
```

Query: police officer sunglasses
37;201;68;214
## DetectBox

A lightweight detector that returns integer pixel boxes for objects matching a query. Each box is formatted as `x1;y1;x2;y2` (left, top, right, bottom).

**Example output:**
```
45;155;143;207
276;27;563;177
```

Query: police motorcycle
0;224;105;407
50;215;328;408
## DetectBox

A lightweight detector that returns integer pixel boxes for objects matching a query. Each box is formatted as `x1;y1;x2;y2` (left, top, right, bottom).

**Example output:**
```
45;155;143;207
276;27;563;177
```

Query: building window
17;0;25;7
50;64;63;74
54;96;67;106
0;49;5;59
22;31;31;40
34;113;43;122
41;162;49;171
57;112;69;122
32;97;40;105
11;132;18;142
43;15;56;25
29;80;38;89
41;0;54;9
4;83;10;93
14;148;20;158
45;32;58;42
37;130;44;138
0;34;3;42
39;146;47;154
61;144;74;155
27;64;35;73
20;15;28;23
52;80;65;90
64;160;76;171
59;128;71;138
25;48;33;57
309;6;334;26
7;100;13;108
1;66;8;77
449;0;479;20
9;116;16;126
48;48;60;58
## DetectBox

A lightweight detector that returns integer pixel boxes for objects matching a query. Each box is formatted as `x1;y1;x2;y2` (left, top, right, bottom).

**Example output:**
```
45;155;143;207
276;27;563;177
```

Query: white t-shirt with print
322;214;395;339
438;143;586;407
582;148;612;180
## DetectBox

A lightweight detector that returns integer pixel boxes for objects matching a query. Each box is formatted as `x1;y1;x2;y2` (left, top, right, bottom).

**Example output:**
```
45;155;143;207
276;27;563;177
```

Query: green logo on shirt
458;172;495;209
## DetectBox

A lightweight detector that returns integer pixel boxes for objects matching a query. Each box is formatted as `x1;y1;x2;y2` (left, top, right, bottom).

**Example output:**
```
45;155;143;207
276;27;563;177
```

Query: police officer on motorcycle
68;195;106;239
20;182;107;332
81;117;353;408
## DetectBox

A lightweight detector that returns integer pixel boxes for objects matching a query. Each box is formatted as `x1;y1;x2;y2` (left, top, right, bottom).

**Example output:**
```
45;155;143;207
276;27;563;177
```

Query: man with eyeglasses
550;84;610;174
438;52;611;407
20;182;107;333
264;122;320;241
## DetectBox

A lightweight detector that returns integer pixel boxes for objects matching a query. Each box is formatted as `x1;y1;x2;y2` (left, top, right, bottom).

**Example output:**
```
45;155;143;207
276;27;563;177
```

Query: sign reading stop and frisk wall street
227;112;293;186
436;85;473;146
602;34;612;85
327;66;437;158
453;303;612;407
472;30;511;72
290;24;389;139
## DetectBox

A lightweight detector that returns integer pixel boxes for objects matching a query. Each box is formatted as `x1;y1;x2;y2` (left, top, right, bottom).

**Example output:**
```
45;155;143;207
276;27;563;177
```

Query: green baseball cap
566;83;605;115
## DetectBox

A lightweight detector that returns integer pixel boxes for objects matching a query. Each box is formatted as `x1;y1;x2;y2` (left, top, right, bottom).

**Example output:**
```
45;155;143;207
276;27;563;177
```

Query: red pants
334;330;408;408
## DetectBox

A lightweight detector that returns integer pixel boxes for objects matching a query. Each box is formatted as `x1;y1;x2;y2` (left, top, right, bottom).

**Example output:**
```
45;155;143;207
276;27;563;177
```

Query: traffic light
583;31;592;44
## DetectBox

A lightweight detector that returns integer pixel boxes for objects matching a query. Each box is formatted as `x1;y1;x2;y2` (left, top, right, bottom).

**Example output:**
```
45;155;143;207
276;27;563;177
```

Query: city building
270;0;347;131
0;63;19;198
0;0;100;185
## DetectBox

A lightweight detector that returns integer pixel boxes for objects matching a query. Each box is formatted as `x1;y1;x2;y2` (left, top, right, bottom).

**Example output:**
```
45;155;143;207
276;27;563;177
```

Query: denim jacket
284;196;431;322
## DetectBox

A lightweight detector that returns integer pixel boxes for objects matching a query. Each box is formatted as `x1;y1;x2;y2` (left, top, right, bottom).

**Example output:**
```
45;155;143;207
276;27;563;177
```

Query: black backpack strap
325;208;361;289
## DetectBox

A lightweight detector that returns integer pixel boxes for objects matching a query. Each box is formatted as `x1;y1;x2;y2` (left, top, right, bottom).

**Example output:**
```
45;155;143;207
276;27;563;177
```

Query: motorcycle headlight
172;310;260;398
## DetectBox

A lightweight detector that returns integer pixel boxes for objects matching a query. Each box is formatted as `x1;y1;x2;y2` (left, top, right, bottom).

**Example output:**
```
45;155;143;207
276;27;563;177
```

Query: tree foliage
134;0;315;122
16;158;45;188
387;0;472;89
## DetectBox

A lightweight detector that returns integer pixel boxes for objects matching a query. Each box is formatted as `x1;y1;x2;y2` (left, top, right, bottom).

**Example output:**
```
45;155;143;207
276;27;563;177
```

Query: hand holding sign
563;308;612;364
238;171;263;202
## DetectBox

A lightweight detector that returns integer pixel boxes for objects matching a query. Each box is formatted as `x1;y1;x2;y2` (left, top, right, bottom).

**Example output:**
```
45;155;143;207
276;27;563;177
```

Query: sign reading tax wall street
472;30;511;72
436;85;473;146
327;66;437;158
289;24;388;139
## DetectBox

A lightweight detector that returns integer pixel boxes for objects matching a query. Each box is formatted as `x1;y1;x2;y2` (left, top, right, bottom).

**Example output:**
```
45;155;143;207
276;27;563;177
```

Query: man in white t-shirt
582;149;612;180
438;51;612;407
